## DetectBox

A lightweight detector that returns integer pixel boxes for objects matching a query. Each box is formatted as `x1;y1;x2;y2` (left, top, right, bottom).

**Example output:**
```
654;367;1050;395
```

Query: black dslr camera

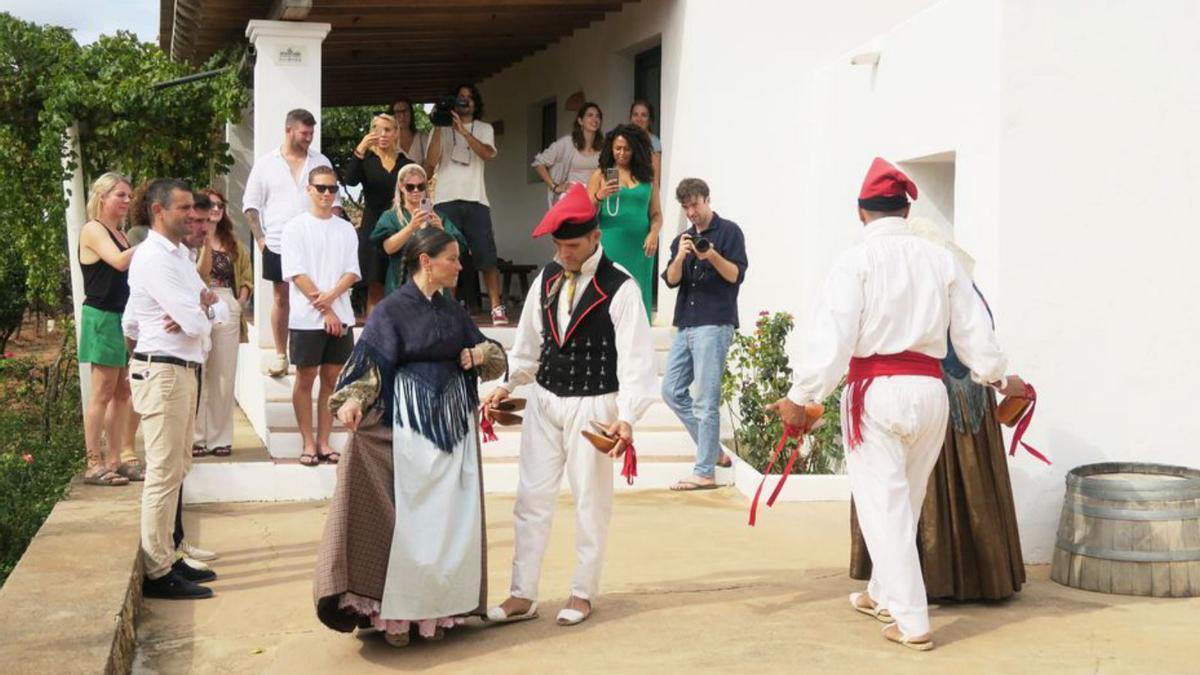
431;96;472;127
693;236;712;253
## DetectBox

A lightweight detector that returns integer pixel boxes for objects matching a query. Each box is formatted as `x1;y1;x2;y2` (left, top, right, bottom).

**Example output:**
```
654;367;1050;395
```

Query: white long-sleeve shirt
242;146;340;252
504;244;658;425
122;230;229;363
787;217;1007;405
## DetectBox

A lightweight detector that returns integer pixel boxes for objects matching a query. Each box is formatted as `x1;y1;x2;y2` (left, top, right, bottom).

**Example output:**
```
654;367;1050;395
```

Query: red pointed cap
858;157;917;210
532;183;598;239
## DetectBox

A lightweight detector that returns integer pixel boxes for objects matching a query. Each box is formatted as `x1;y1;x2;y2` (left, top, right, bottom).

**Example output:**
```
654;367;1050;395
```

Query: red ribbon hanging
620;443;637;485
748;425;801;527
479;408;498;443
1008;384;1050;465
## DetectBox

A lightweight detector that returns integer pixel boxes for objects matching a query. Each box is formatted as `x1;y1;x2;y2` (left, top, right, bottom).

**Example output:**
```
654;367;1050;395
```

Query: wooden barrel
1051;462;1200;597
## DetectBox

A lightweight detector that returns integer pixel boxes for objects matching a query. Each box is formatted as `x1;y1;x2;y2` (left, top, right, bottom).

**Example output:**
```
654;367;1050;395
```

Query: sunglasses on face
310;184;338;194
402;182;428;192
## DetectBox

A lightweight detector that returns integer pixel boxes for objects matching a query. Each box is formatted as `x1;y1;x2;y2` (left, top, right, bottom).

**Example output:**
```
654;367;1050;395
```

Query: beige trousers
194;288;242;449
130;359;198;579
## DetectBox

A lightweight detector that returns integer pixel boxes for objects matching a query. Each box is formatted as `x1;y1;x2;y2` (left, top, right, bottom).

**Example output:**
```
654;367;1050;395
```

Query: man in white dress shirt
124;178;229;600
482;184;657;627
244;108;341;377
769;158;1028;651
280;166;361;466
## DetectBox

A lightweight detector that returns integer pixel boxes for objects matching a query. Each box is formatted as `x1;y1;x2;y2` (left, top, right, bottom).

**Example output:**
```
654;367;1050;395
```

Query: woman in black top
78;172;138;486
344;113;413;315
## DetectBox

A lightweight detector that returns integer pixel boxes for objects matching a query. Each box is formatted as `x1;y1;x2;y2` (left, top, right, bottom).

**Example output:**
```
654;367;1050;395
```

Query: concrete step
184;455;728;503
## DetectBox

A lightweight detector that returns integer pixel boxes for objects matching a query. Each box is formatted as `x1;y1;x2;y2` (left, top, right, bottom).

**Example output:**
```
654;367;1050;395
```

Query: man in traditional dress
483;183;657;627
768;158;1028;651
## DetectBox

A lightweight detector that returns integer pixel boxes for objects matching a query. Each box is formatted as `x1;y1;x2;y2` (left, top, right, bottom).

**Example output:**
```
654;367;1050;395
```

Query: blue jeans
661;325;735;479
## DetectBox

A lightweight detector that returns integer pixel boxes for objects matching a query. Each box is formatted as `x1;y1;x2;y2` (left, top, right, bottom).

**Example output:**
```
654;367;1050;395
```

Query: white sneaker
180;541;218;562
267;353;289;377
490;305;509;326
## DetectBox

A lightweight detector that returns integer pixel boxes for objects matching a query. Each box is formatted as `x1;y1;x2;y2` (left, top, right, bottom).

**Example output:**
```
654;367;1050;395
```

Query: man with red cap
482;183;657;627
767;157;1029;651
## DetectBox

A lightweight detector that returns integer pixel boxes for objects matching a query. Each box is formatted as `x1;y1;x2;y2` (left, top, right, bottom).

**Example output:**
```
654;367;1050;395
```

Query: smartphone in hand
605;167;619;185
419;197;432;214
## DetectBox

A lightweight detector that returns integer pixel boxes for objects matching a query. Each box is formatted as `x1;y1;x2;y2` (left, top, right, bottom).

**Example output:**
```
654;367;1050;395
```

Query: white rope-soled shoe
485;601;539;624
555;607;590;626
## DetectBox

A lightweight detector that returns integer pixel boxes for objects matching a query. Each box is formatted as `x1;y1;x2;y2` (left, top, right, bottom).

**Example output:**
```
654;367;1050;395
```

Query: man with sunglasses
280;166;361;467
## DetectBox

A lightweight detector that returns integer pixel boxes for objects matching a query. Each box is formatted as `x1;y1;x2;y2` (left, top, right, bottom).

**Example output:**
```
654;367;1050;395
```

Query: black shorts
437;200;498;269
262;245;283;283
289;328;354;367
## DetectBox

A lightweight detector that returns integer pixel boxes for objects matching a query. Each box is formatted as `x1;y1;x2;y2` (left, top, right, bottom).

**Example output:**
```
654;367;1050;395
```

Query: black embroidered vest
535;255;627;397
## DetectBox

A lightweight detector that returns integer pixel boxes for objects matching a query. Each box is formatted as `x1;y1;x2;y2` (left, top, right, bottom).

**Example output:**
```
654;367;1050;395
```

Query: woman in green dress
371;164;469;295
587;124;662;317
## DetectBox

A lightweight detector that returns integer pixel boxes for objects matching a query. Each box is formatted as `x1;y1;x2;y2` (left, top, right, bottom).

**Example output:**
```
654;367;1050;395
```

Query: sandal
669;477;719;491
211;446;232;457
116;461;145;481
317;451;341;464
84;470;130;486
299;453;319;467
192;445;212;458
882;623;934;652
850;592;892;622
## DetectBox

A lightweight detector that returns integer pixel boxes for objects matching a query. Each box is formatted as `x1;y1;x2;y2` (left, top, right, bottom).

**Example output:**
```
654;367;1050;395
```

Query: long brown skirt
849;387;1025;601
313;410;488;632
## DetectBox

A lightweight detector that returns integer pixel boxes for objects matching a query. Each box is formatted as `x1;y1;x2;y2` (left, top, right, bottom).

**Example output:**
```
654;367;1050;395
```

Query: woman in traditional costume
313;227;507;646
848;217;1024;603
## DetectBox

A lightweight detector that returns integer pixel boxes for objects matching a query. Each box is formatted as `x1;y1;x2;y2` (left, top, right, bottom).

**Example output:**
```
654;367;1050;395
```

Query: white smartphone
419;197;432;214
605;167;619;184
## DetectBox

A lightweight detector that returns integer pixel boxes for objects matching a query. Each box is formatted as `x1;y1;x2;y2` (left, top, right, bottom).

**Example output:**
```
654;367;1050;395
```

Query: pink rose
21;453;33;464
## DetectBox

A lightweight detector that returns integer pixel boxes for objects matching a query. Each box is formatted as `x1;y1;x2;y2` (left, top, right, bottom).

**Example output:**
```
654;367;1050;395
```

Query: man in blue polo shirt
661;178;748;490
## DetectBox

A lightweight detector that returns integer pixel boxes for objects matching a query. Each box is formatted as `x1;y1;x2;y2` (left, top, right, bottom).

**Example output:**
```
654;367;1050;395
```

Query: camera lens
694;237;712;253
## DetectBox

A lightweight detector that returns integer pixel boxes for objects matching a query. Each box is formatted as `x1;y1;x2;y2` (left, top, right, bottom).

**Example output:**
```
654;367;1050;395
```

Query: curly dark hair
598;124;654;185
453;82;485;120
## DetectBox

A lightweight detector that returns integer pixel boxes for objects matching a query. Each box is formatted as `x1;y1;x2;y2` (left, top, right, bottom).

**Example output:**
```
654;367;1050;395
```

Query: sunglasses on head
310;184;338;194
403;182;428;192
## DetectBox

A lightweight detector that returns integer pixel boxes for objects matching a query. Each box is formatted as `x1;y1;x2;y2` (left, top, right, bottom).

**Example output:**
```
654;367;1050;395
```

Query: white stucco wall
478;0;1200;563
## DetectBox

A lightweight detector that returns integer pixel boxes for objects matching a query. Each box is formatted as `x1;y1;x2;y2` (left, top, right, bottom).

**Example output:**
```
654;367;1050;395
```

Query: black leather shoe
172;559;217;583
143;571;214;599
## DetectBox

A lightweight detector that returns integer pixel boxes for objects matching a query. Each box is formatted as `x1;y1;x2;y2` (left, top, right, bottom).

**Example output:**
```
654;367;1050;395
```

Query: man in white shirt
124;178;230;600
481;184;657;628
280;166;361;467
425;83;507;324
244;108;341;376
769;158;1028;651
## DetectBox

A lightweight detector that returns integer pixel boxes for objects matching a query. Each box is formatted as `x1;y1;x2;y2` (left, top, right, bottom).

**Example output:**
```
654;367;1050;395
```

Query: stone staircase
186;324;730;503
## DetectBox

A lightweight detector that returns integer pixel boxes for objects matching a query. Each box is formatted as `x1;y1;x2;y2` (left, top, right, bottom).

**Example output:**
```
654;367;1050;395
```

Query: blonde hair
370;113;399;160
392;163;429;221
86;172;132;222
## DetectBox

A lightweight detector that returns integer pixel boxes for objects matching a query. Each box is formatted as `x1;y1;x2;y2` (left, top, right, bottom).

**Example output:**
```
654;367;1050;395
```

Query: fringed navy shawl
944;282;996;435
334;280;492;452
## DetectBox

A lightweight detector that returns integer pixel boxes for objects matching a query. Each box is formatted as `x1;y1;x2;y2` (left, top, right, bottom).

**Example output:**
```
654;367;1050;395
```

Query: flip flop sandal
670;478;719;491
192;445;212;457
299;453;320;467
882;623;934;652
84;470;130;486
317;451;341;464
211;446;232;457
850;592;893;622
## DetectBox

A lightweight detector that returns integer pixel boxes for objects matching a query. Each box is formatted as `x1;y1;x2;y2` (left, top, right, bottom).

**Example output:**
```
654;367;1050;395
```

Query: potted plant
720;311;849;501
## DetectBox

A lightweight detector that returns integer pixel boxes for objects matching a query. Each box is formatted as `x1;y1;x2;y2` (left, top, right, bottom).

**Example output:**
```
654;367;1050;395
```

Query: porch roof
159;0;636;106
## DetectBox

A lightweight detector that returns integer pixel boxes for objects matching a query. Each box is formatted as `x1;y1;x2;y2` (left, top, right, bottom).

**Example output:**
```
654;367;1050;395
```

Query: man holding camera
661;178;748;491
425;83;507;324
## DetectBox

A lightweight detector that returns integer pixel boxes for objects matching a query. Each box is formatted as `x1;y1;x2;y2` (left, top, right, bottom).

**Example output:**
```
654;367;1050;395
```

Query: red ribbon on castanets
1008;384;1049;465
479;408;498;443
620;443;637;485
748;425;802;527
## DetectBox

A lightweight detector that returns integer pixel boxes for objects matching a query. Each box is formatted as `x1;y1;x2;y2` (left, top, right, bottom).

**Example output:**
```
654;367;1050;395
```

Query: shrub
721;311;844;474
0;328;84;586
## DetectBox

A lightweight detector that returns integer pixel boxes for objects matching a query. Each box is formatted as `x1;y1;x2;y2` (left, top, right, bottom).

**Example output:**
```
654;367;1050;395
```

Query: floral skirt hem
338;592;467;637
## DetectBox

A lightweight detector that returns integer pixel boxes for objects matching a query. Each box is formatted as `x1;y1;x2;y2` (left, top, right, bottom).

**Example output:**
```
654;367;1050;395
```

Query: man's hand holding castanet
765;397;823;434
605;420;633;458
481;386;510;421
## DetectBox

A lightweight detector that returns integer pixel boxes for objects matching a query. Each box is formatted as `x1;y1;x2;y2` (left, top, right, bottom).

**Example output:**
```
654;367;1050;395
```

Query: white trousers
194;288;241;449
510;384;618;601
844;375;949;637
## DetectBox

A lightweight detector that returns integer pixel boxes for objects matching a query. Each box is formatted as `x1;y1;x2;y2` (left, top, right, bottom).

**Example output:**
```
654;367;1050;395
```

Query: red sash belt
846;351;943;448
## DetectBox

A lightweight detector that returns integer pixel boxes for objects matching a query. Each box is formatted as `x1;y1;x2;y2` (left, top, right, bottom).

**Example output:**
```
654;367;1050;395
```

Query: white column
244;20;331;349
62;122;91;404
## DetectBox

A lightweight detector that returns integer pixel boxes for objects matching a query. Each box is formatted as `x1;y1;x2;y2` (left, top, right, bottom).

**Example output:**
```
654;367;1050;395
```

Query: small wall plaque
276;46;304;66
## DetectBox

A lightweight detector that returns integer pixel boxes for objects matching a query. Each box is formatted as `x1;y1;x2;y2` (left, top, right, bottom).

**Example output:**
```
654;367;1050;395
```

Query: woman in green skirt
587;124;662;318
78;172;139;486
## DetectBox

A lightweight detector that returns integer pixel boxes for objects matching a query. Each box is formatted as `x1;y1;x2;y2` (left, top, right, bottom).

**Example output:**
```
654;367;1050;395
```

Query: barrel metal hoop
1069;503;1200;521
1055;540;1200;562
1066;462;1200;496
1071;485;1200;501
